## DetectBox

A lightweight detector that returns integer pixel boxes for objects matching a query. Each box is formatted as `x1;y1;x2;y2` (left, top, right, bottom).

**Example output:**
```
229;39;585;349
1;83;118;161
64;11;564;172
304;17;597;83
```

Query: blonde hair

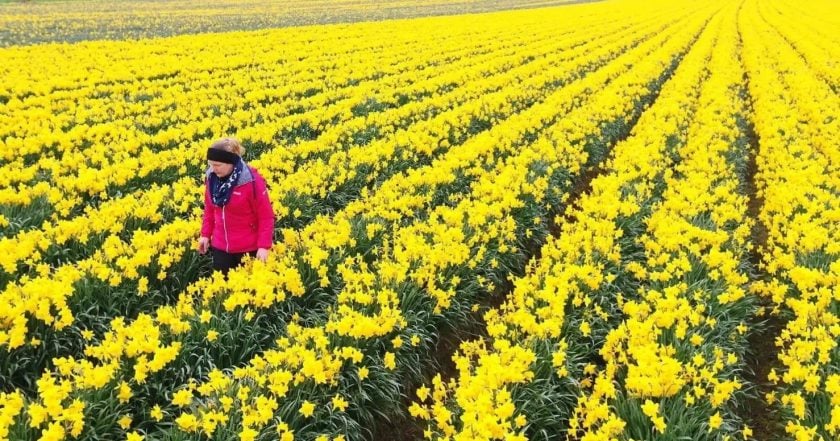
210;137;246;157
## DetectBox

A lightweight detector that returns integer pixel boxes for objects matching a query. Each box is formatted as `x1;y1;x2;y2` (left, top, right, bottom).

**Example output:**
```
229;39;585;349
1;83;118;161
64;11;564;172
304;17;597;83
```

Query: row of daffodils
1;0;839;440
740;0;840;439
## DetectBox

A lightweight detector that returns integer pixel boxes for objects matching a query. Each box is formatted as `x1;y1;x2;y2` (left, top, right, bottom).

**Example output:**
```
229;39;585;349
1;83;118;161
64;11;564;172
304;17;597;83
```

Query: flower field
0;0;838;440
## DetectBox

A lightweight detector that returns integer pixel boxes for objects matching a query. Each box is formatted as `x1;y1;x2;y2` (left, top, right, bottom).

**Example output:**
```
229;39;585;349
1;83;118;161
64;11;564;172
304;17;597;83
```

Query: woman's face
208;160;234;178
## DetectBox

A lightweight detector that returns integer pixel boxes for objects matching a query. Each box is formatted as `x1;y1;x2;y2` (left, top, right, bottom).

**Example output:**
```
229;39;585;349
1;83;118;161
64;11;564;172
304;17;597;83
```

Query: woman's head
207;137;244;177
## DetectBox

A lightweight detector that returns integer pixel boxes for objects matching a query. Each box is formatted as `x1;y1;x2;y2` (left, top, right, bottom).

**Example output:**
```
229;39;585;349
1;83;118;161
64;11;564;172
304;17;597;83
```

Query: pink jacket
201;165;275;253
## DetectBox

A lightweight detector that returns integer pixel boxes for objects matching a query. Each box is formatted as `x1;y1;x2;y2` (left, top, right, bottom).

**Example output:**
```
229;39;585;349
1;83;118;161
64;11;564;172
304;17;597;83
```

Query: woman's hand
256;248;269;263
197;236;210;254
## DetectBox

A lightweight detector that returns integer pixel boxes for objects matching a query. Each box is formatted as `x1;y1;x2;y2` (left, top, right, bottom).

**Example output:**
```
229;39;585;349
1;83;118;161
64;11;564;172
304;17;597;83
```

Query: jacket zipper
222;205;229;252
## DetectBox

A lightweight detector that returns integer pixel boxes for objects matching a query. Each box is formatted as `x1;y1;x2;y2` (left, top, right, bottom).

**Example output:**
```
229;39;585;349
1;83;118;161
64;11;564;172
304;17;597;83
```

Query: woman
197;137;275;275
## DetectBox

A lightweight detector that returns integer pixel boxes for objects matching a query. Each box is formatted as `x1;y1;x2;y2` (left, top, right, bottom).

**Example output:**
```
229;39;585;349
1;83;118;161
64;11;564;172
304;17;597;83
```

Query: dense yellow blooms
740;0;840;438
419;3;768;439
0;392;24;440
2;0;838;440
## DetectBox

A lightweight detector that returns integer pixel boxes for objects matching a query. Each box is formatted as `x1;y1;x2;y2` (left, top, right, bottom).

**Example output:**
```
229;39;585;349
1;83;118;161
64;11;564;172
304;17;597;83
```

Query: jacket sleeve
254;175;275;249
201;180;214;238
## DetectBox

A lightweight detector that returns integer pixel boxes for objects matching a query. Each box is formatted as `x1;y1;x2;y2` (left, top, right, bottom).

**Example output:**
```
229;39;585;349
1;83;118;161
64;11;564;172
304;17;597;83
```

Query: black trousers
211;247;257;276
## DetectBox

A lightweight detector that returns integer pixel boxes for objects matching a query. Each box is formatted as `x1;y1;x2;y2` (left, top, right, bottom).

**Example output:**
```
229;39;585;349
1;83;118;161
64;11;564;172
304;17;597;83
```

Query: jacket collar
206;160;255;187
